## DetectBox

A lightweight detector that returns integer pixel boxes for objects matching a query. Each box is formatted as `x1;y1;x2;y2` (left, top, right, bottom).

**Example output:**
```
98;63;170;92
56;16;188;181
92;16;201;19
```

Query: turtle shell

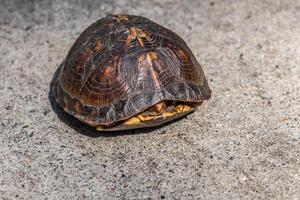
51;14;211;127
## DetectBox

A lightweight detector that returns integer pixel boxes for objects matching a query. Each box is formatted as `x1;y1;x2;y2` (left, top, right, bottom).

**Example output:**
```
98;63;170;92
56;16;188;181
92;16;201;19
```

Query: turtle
51;14;211;131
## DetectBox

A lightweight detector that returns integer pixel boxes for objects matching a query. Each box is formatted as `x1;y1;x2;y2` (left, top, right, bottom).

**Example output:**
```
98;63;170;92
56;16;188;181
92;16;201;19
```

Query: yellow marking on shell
128;27;144;47
177;49;189;60
148;101;167;115
176;104;192;112
137;30;148;37
162;111;176;118
145;52;158;65
177;49;185;56
175;104;184;112
129;27;138;36
114;15;128;22
153;102;166;113
137;36;144;47
138;114;155;121
149;52;158;60
138;52;157;65
124;104;194;125
95;103;194;131
123;114;142;125
96;125;105;131
122;113;153;126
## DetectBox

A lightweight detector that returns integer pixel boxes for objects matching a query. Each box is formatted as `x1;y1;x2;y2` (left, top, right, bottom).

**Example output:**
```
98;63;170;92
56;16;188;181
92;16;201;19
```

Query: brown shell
51;14;211;127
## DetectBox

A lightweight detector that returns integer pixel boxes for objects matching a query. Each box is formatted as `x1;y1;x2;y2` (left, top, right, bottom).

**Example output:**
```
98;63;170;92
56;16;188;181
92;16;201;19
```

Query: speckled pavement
1;0;300;199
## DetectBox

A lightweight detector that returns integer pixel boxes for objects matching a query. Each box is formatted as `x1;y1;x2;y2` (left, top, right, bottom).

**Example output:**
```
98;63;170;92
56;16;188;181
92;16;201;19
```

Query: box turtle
51;14;211;131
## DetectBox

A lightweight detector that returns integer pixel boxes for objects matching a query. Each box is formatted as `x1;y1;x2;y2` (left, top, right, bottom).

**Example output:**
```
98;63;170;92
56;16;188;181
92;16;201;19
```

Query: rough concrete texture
1;0;300;199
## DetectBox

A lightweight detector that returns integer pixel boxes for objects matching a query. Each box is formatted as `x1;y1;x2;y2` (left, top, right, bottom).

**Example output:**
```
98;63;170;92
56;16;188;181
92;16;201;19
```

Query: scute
51;14;211;127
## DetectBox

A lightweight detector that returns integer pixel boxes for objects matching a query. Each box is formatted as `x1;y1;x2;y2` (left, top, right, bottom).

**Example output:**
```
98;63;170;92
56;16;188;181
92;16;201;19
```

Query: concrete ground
1;0;300;199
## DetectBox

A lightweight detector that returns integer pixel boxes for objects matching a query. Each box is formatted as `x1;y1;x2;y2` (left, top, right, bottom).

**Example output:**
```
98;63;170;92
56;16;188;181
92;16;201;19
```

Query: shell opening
96;101;201;131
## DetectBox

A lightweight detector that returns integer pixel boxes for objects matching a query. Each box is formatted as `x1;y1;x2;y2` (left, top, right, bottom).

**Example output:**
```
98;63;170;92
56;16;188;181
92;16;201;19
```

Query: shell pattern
52;14;211;127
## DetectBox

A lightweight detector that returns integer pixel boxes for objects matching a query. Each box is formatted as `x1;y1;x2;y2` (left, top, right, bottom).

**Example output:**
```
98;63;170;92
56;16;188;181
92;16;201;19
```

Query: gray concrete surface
1;0;300;199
